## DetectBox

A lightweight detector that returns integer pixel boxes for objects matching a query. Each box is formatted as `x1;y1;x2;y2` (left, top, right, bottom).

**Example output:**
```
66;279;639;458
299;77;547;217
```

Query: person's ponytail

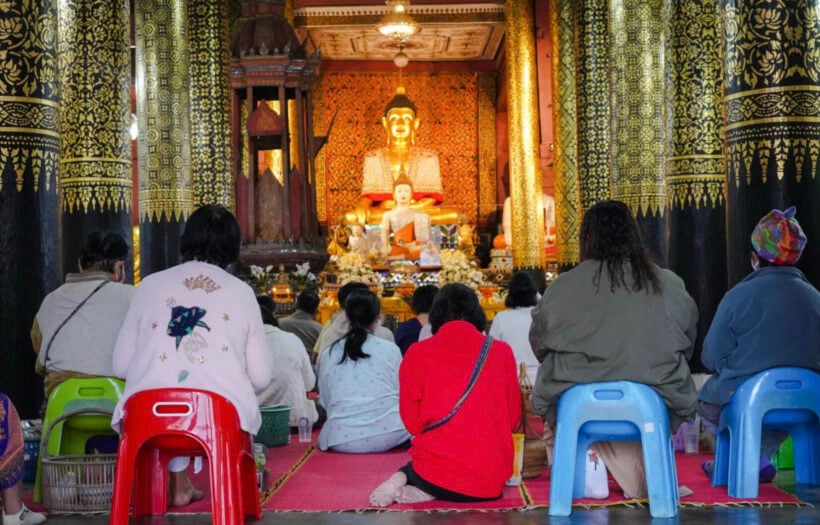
338;289;381;363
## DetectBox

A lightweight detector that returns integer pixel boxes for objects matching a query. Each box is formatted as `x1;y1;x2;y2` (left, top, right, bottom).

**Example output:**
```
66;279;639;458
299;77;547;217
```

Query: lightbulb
393;50;409;68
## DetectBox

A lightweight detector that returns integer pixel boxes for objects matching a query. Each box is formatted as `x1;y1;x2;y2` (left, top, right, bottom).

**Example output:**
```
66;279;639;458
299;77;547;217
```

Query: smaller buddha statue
380;174;432;261
344;86;458;226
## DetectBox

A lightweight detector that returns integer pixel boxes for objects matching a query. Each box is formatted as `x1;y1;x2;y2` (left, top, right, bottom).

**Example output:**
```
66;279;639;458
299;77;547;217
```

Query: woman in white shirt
255;296;318;427
488;271;540;385
317;289;409;453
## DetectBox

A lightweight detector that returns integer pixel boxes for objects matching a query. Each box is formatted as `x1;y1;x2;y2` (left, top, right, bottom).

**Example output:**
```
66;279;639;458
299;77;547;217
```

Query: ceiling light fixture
393;46;409;68
377;0;420;44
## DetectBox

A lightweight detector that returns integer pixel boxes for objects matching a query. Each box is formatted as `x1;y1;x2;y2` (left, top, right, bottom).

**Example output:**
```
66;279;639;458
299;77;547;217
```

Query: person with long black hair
317;289;409;453
529;200;698;500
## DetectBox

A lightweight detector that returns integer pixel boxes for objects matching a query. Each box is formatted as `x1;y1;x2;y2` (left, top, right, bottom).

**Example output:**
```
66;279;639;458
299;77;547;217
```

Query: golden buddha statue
344;87;459;226
380;174;432;261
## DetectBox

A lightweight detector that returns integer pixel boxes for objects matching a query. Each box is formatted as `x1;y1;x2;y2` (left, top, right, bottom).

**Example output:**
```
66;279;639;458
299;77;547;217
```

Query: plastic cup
682;417;700;455
298;417;312;443
506;433;526;486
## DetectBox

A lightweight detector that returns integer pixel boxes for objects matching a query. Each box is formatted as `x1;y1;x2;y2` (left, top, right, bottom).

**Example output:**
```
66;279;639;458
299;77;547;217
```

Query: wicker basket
256;405;291;447
39;408;117;514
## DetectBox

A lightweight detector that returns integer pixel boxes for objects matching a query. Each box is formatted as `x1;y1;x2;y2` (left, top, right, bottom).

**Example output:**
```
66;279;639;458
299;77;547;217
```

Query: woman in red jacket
369;283;521;506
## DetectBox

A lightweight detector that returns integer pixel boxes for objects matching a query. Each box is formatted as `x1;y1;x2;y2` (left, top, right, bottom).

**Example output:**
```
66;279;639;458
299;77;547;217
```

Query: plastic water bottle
253;443;267;491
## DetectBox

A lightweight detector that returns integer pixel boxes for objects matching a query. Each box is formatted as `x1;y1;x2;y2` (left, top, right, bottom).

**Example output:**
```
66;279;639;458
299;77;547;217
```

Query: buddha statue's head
392;173;414;205
383;87;419;147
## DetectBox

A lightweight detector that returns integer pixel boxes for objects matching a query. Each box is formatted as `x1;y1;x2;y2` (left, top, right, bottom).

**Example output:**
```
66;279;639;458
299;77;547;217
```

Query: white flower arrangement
292;262;317;290
437;249;486;290
334;251;383;292
249;264;274;293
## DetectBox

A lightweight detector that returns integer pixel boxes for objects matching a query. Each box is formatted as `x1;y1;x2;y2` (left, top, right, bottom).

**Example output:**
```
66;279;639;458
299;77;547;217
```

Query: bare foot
170;471;205;507
394;485;435;504
369;471;407;507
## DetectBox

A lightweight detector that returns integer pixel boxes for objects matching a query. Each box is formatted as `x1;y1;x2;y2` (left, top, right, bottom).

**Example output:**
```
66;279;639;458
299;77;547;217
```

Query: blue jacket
698;266;820;405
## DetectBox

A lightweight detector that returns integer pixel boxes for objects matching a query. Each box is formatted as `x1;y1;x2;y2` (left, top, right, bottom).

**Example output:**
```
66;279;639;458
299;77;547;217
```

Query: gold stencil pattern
609;0;667;217
135;0;193;222
477;73;497;223
189;0;234;210
551;0;581;266
667;0;725;209
724;1;820;186
576;1;612;209
57;0;131;214
0;1;59;194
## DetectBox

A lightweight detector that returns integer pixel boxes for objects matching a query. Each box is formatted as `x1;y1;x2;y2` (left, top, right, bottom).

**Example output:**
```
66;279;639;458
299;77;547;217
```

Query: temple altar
317;296;508;325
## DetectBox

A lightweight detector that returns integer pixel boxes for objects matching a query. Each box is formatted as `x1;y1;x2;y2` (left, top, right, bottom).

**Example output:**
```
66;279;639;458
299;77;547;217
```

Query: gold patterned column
477;73;497;226
668;0;727;372
609;0;668;259
0;0;59;416
136;0;193;275
189;0;233;210
550;0;581;268
57;0;132;278
576;0;612;210
506;0;545;270
723;0;820;288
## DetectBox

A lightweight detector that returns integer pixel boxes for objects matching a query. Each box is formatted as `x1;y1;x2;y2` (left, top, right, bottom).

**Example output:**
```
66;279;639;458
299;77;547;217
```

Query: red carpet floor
25;435;806;514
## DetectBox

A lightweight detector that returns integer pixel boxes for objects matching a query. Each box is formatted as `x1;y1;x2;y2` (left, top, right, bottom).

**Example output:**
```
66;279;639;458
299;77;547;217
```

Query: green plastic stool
771;436;795;470
33;376;125;503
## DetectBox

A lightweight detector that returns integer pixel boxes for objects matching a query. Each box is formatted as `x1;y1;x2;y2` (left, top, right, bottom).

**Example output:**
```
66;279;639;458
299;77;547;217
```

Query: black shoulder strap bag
422;335;493;433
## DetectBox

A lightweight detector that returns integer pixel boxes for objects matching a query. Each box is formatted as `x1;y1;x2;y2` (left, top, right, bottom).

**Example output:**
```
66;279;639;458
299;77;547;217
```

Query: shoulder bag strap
41;280;108;366
423;335;494;433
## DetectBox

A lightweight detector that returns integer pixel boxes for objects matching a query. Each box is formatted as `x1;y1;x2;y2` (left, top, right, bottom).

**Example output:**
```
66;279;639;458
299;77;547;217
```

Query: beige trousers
544;423;648;499
590;441;647;499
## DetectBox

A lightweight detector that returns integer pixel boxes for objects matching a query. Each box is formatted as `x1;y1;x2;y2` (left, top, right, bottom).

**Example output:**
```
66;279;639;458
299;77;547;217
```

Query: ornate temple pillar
505;0;545;270
189;0;233;209
723;0;820;288
575;1;612;213
57;0;132;279
135;0;193;275
550;0;581;270
667;0;727;372
608;0;668;260
0;0;59;416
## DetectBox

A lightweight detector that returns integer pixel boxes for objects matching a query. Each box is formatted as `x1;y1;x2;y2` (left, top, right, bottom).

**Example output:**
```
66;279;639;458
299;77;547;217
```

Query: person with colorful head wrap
697;206;820;483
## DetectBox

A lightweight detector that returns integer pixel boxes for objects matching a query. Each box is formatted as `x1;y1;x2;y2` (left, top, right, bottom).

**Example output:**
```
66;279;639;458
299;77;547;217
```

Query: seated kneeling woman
370;283;522;506
317;289;410;453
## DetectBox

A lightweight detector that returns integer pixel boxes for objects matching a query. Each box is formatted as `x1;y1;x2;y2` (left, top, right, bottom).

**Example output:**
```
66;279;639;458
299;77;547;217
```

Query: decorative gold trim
0;128;61;138
477;73;497;223
0;96;60;108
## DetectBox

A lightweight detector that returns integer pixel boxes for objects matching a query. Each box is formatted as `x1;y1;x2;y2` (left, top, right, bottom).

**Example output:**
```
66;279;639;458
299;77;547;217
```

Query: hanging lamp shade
377;0;420;43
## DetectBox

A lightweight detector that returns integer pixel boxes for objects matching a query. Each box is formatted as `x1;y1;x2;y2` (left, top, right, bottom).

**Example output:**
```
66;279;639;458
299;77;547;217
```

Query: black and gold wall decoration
0;0;59;416
135;0;193;275
550;0;581;269
609;0;668;258
189;0;233;210
723;0;820;288
667;0;727;372
57;0;132;279
576;0;613;212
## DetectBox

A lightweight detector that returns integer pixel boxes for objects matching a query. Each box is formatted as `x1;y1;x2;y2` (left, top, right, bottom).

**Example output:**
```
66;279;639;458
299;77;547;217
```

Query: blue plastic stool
549;381;679;518
711;367;820;498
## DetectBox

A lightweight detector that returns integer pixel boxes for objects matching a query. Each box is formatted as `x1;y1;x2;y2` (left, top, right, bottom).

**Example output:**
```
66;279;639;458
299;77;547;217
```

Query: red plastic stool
109;388;261;525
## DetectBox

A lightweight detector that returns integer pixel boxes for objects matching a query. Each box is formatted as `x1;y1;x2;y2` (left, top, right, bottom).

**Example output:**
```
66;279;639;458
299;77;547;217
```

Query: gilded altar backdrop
315;72;480;226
